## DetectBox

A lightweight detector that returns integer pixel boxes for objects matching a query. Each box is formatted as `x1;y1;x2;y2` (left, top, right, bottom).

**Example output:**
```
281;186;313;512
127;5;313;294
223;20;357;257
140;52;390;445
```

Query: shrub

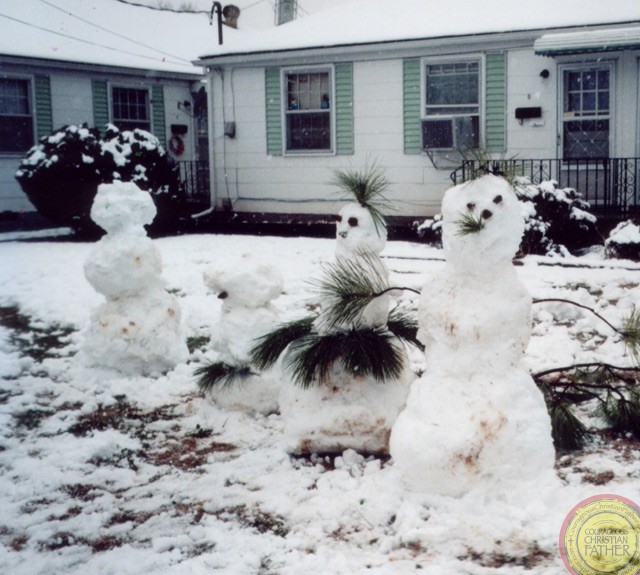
416;179;599;256
16;124;182;237
605;219;640;261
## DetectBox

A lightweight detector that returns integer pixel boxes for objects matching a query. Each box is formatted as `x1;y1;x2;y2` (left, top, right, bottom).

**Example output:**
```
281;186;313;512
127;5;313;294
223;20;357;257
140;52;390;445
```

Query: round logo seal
560;494;640;575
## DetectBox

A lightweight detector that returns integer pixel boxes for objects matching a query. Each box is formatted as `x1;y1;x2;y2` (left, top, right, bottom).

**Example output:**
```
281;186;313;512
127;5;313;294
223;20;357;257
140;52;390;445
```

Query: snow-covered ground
1;231;639;574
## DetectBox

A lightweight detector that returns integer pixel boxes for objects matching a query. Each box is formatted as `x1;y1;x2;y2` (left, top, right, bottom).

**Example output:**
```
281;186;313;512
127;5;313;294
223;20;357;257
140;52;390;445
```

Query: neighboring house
0;0;222;215
197;0;640;222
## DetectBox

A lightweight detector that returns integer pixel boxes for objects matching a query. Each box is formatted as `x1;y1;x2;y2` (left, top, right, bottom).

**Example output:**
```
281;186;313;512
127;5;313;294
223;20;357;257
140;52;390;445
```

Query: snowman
277;175;414;455
390;174;555;496
199;255;283;415
82;182;187;376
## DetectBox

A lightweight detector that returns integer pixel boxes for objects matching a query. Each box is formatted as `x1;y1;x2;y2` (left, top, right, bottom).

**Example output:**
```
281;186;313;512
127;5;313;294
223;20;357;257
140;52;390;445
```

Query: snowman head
204;255;283;309
441;174;523;269
91;182;156;235
334;203;387;259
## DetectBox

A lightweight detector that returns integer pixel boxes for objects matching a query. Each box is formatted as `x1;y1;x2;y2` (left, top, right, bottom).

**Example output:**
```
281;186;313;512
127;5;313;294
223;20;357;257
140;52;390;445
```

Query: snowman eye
481;209;493;219
348;217;359;227
466;202;476;211
218;291;228;299
333;214;342;222
493;195;503;204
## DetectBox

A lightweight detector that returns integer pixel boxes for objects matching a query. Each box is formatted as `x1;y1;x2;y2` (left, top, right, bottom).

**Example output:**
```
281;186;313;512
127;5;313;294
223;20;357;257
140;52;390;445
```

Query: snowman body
281;202;411;454
82;182;187;376
390;175;555;496
202;258;283;415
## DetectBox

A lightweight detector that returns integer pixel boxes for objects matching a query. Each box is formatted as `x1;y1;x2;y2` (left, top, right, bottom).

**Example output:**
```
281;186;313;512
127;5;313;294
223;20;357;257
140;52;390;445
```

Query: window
284;69;332;152
0;78;34;153
422;60;480;150
111;87;150;132
562;67;610;159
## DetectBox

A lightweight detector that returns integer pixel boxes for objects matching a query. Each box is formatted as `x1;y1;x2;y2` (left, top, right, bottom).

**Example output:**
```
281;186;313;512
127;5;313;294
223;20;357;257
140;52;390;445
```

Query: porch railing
178;160;210;204
450;158;640;217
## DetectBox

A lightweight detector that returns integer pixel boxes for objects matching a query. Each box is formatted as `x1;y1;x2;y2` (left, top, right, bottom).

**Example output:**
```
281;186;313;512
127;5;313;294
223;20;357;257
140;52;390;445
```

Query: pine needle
311;251;390;331
331;163;393;235
621;307;640;366
194;361;256;393
387;307;424;351
549;401;591;451
284;327;406;388
250;315;316;370
597;392;640;439
454;211;485;236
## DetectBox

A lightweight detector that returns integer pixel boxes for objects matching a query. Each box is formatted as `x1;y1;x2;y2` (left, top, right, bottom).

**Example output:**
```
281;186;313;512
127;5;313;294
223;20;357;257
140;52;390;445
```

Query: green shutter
151;85;166;143
265;67;282;156
403;58;421;154
34;75;53;139
485;52;506;152
334;62;353;155
92;80;109;129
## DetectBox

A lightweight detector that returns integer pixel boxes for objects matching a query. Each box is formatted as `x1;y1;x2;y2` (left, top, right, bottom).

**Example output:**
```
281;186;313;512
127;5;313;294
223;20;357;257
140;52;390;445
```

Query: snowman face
91;182;156;234
441;174;523;267
334;203;386;257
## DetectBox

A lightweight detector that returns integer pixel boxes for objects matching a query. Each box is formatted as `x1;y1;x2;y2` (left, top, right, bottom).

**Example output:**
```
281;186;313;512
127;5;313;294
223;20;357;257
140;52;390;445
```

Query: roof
0;0;221;76
198;0;640;61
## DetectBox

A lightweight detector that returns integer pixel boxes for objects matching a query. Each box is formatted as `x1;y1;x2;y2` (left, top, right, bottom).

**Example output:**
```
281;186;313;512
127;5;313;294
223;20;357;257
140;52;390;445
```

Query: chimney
222;4;240;28
276;0;296;25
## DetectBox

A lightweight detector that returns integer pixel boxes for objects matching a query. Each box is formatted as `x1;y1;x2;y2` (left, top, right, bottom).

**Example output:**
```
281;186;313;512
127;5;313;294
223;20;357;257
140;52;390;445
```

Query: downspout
192;70;217;218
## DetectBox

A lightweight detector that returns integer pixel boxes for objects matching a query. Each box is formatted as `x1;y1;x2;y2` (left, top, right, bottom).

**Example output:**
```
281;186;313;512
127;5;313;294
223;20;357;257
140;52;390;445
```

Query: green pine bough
194;361;257;393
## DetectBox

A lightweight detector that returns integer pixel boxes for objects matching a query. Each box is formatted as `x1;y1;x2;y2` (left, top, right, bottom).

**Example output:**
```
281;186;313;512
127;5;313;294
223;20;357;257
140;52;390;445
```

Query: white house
197;0;640;224
0;0;224;216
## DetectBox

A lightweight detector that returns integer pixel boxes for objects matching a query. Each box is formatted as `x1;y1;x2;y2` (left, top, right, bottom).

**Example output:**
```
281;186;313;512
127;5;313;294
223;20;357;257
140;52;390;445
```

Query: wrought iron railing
178;160;210;204
451;158;640;217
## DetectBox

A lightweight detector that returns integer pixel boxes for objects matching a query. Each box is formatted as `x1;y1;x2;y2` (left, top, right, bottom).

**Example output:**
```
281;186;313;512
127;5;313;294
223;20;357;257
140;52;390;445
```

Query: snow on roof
0;0;223;75
198;0;640;60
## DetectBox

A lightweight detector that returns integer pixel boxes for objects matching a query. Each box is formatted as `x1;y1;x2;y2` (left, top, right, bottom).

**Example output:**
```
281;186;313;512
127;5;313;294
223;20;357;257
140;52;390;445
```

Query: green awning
534;26;640;56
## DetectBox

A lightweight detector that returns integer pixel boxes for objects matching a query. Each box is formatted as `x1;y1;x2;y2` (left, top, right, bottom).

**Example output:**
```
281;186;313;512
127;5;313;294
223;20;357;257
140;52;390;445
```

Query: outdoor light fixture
540;69;550;79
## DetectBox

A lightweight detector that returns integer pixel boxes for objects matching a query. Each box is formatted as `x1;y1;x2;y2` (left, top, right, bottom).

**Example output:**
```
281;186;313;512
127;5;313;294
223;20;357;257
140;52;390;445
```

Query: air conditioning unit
422;116;479;150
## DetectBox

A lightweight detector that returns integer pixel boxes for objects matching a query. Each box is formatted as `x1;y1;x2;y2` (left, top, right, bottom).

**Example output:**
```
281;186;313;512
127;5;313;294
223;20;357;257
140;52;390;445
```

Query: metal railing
451;158;640;217
178;160;210;204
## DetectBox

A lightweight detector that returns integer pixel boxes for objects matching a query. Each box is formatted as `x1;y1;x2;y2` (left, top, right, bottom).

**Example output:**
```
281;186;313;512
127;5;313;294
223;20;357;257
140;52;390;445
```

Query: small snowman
197;255;283;415
267;166;416;454
82;182;187;376
390;174;555;496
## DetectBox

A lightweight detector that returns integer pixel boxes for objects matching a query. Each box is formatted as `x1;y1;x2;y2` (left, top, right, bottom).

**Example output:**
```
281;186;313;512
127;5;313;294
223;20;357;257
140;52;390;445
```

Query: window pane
286;111;330;150
563;119;609;159
287;71;329;111
582;92;596;112
425;106;478;116
112;87;149;125
598;92;609;112
597;70;609;89
454;115;479;149
568;93;581;113
426;62;479;108
582;72;596;90
0;79;30;115
0;116;34;152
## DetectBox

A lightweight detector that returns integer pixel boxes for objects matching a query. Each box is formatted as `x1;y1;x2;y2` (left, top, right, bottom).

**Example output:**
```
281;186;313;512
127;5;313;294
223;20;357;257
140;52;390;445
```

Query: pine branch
194;361;256;393
621;307;640;365
533;362;640;380
454;210;485;236
548;400;591;451
331;163;393;235
387;307;424;351
312;251;390;331
250;315;316;371
597;391;640;439
533;298;622;334
284;327;406;388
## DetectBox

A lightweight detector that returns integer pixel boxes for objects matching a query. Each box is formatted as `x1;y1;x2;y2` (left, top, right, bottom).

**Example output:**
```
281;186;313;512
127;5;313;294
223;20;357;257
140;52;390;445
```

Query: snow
607;220;640;245
1;228;640;573
198;0;640;59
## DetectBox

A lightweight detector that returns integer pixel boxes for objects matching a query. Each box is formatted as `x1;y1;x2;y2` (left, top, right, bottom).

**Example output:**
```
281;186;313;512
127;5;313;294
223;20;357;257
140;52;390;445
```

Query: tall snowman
390;174;555;496
82;182;187;376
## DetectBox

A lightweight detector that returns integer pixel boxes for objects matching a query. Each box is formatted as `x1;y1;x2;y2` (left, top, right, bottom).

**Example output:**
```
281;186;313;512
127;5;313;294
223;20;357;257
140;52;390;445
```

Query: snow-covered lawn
1;232;639;575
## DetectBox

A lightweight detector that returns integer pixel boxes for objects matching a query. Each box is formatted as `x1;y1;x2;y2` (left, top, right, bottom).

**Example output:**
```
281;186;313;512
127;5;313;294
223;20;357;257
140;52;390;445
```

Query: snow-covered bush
16;124;182;237
605;219;640;261
416;179;599;256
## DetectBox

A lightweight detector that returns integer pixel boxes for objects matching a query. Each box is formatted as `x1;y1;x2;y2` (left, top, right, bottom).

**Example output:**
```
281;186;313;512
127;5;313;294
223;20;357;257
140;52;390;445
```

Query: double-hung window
422;60;480;150
284;68;332;153
111;87;150;132
0;78;34;153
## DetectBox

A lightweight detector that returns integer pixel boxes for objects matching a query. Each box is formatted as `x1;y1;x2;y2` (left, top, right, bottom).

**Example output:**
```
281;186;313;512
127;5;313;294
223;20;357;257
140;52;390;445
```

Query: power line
0;11;195;69
36;0;193;64
111;0;208;15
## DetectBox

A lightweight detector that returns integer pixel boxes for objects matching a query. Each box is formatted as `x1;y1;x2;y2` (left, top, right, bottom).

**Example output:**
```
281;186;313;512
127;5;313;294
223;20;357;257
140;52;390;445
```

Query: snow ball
442;174;523;269
335;203;386;259
90;182;156;234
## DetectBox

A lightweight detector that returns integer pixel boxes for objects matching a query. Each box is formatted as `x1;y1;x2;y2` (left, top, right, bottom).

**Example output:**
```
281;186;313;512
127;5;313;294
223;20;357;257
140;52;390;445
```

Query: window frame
557;60;615;160
110;84;152;133
281;65;336;156
0;74;36;156
420;55;484;151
